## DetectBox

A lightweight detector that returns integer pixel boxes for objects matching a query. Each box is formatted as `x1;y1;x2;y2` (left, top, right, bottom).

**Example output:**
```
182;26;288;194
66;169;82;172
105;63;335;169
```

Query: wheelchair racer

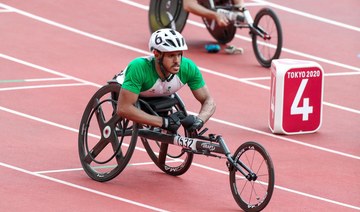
116;28;216;133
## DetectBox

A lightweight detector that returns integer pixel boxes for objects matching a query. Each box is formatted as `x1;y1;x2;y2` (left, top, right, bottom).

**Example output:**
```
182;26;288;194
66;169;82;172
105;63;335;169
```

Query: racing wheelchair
78;77;275;211
148;0;283;68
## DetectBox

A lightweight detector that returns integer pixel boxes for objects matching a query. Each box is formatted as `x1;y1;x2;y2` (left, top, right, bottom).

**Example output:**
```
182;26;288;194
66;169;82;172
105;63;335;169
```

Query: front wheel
252;8;283;68
229;141;275;211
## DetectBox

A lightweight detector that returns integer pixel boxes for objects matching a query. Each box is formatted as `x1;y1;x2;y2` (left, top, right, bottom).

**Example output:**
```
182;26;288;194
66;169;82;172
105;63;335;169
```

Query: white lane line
0;83;89;91
252;0;360;32
0;77;71;83
0;53;101;88
2;52;359;114
0;9;12;13
34;161;161;174
0;161;170;212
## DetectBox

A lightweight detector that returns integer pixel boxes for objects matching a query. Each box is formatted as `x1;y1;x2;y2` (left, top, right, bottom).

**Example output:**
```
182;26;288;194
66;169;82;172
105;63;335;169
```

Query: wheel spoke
93;98;106;131
158;143;169;166
84;137;111;164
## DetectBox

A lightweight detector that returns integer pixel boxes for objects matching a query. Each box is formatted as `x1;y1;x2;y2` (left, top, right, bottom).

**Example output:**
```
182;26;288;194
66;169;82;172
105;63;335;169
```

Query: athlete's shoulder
180;56;198;70
128;56;154;67
181;56;196;65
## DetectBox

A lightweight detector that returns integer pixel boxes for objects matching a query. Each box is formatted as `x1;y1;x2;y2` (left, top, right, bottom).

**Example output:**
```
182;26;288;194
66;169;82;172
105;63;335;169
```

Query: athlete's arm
116;88;163;127
183;0;229;26
191;85;216;122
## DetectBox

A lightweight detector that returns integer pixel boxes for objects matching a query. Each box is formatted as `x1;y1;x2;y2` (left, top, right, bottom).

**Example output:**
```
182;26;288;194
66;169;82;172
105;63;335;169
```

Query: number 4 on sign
291;79;313;121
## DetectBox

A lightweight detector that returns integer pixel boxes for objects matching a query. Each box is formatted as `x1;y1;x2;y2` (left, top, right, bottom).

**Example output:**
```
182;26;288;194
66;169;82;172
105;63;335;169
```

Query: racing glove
181;115;204;132
162;112;186;133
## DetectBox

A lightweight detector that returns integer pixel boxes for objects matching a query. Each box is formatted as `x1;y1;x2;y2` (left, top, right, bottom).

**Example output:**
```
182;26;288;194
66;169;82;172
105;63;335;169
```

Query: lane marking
0;105;359;210
0;77;70;83
34;161;161;174
1;53;359;114
0;54;101;88
0;8;12;13
0;83;88;91
191;163;360;210
0;161;169;212
253;0;360;32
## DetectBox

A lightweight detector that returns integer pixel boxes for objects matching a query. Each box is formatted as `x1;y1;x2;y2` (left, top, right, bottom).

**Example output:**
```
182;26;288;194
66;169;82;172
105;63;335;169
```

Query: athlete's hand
162;112;186;133
181;115;204;132
215;12;229;27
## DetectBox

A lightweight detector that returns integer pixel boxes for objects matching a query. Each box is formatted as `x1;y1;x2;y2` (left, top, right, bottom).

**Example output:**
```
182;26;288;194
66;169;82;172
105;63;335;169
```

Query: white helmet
149;28;188;52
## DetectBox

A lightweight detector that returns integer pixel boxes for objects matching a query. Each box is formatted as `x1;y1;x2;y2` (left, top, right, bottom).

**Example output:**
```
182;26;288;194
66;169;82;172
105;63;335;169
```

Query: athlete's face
161;51;183;74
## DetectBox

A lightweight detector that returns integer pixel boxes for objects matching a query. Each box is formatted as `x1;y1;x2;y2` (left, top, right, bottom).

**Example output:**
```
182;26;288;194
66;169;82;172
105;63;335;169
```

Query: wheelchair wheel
148;0;189;33
200;0;236;44
251;8;283;68
78;83;138;182
229;141;275;211
140;94;194;176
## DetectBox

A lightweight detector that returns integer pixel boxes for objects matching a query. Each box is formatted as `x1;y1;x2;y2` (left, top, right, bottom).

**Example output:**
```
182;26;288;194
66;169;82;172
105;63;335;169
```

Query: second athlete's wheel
148;0;189;33
78;83;138;182
200;0;236;44
229;141;275;212
251;8;283;68
141;94;193;176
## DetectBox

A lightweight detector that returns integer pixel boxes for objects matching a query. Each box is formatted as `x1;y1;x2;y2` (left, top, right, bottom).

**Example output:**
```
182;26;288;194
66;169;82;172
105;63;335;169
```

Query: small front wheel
229;141;275;211
252;8;283;68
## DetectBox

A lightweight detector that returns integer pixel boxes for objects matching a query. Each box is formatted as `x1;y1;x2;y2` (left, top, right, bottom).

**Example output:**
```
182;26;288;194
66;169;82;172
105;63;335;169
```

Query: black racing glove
162;112;186;133
181;115;204;132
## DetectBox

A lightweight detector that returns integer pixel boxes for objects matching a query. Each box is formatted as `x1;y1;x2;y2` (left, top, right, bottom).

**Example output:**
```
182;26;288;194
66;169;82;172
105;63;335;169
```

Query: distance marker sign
269;59;324;134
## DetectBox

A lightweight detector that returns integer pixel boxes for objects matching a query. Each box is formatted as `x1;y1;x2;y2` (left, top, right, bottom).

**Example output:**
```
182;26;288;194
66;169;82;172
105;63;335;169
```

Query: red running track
0;0;359;211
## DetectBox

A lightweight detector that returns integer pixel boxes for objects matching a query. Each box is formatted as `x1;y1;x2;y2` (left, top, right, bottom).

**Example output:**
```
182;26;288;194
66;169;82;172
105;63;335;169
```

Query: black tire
141;94;193;176
252;8;283;68
229;141;275;212
148;0;189;33
200;0;236;44
78;83;138;182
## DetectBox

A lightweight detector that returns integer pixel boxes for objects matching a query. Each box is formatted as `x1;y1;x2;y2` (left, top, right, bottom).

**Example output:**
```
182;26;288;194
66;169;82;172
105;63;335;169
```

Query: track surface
0;0;359;211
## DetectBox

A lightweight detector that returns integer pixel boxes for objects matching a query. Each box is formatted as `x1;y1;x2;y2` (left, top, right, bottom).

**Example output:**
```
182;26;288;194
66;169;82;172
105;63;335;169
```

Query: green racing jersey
117;56;205;97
